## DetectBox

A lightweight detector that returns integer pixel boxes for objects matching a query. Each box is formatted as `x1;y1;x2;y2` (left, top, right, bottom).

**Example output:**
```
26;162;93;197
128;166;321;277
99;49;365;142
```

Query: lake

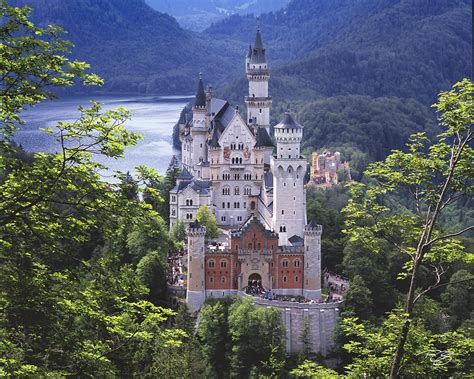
16;95;191;179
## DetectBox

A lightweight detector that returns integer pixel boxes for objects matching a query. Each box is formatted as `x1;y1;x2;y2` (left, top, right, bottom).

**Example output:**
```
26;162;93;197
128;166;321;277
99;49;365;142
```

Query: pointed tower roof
208;123;221;148
275;111;303;129
249;24;266;64
177;167;193;181
194;73;206;108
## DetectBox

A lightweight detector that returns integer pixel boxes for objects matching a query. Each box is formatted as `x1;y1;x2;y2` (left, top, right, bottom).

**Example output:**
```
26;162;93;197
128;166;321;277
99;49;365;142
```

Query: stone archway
245;273;265;295
248;273;262;282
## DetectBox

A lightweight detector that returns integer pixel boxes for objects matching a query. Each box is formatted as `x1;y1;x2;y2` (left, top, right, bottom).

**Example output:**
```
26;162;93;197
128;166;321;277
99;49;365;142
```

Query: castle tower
190;73;209;177
303;221;322;300
271;112;307;245
245;25;272;134
186;221;206;312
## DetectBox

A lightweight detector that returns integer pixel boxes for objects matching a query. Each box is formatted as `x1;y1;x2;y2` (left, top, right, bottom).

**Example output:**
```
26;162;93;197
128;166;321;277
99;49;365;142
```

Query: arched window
282;259;289;268
283;276;288;283
220;260;227;268
208;260;215;268
295;276;299;283
221;276;226;283
235;187;240;195
294;259;301;268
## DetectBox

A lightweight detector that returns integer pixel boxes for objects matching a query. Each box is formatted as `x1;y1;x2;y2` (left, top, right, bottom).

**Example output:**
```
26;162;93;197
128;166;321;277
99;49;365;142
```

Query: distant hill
211;0;472;105
10;0;245;94
145;0;290;31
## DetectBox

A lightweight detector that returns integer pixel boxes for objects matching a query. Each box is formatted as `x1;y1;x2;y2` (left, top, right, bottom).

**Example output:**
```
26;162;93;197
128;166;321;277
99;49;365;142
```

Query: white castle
170;26;308;246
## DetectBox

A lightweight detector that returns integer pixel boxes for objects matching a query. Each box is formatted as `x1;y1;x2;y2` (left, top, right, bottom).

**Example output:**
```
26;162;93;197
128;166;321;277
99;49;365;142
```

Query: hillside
211;0;472;105
145;0;290;31
10;0;245;94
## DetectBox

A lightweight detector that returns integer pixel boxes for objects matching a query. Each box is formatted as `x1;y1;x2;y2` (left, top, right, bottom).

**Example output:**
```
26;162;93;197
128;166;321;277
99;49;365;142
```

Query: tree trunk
389;255;421;378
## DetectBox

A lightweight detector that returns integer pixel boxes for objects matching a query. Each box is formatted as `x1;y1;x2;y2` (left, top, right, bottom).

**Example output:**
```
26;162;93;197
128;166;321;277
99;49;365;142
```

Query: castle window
283;276;288;283
251;201;256;210
220;260;227;268
221;276;226;283
208;260;215;268
243;202;247;208
171;209;175;216
221;216;226;222
235;187;240;195
282;259;289;268
294;259;301;268
244;173;252;180
295;276;299;283
209;277;214;283
223;187;230;195
282;210;284;215
237;216;242;222
222;202;225;208
227;202;230;208
171;196;176;202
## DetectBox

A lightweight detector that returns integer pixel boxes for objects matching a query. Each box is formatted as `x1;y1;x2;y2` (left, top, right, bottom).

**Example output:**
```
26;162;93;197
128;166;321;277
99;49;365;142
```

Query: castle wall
251;296;340;355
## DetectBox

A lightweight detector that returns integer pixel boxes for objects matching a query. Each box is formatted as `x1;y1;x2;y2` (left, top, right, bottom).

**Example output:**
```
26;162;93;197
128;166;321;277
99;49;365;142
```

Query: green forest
1;1;473;378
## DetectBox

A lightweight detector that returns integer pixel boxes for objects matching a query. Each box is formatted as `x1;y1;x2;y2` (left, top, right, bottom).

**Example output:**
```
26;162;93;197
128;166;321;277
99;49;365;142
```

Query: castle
170;27;340;354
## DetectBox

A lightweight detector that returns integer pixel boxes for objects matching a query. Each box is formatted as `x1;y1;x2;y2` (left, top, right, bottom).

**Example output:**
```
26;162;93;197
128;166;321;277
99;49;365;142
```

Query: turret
245;24;272;134
271;112;307;245
186;221;206;312
190;73;209;176
303;221;322;300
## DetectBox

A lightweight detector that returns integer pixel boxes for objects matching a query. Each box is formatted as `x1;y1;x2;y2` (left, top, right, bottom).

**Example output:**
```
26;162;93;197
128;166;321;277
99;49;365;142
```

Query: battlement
304;223;322;235
187;221;206;236
278;245;305;254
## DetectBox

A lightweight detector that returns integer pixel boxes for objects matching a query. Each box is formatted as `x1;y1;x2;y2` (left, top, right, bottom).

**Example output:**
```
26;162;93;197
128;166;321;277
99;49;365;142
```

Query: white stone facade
171;27;307;246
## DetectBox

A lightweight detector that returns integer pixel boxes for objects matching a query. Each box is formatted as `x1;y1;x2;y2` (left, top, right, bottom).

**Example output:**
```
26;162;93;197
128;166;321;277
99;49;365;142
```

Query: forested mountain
145;0;290;31
9;0;244;94
11;0;471;100
213;0;472;105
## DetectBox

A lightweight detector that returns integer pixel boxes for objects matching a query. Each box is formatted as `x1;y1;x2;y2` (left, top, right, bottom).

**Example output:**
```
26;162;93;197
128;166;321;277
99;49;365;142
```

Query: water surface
16;95;190;179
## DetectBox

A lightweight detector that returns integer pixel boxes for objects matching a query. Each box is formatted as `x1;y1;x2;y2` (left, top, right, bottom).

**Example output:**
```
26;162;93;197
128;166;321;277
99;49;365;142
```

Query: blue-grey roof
208;123;221;148
171;179;211;195
177;167;193;180
210;98;227;118
274;111;303;129
288;235;304;246
250;28;266;64
264;171;273;189
255;127;274;148
194;74;206;108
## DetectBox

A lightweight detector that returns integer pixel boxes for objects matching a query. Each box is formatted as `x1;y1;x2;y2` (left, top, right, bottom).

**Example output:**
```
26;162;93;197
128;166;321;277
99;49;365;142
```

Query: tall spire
194;72;206;108
250;21;266;64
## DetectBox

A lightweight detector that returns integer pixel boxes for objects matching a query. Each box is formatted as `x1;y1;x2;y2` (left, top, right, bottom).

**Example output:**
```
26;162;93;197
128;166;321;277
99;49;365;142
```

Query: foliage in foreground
0;2;185;376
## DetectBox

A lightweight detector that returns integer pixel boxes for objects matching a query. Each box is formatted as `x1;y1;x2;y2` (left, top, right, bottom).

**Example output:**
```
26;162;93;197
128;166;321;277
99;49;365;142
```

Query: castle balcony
230;163;245;170
238;249;273;262
246;68;270;76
